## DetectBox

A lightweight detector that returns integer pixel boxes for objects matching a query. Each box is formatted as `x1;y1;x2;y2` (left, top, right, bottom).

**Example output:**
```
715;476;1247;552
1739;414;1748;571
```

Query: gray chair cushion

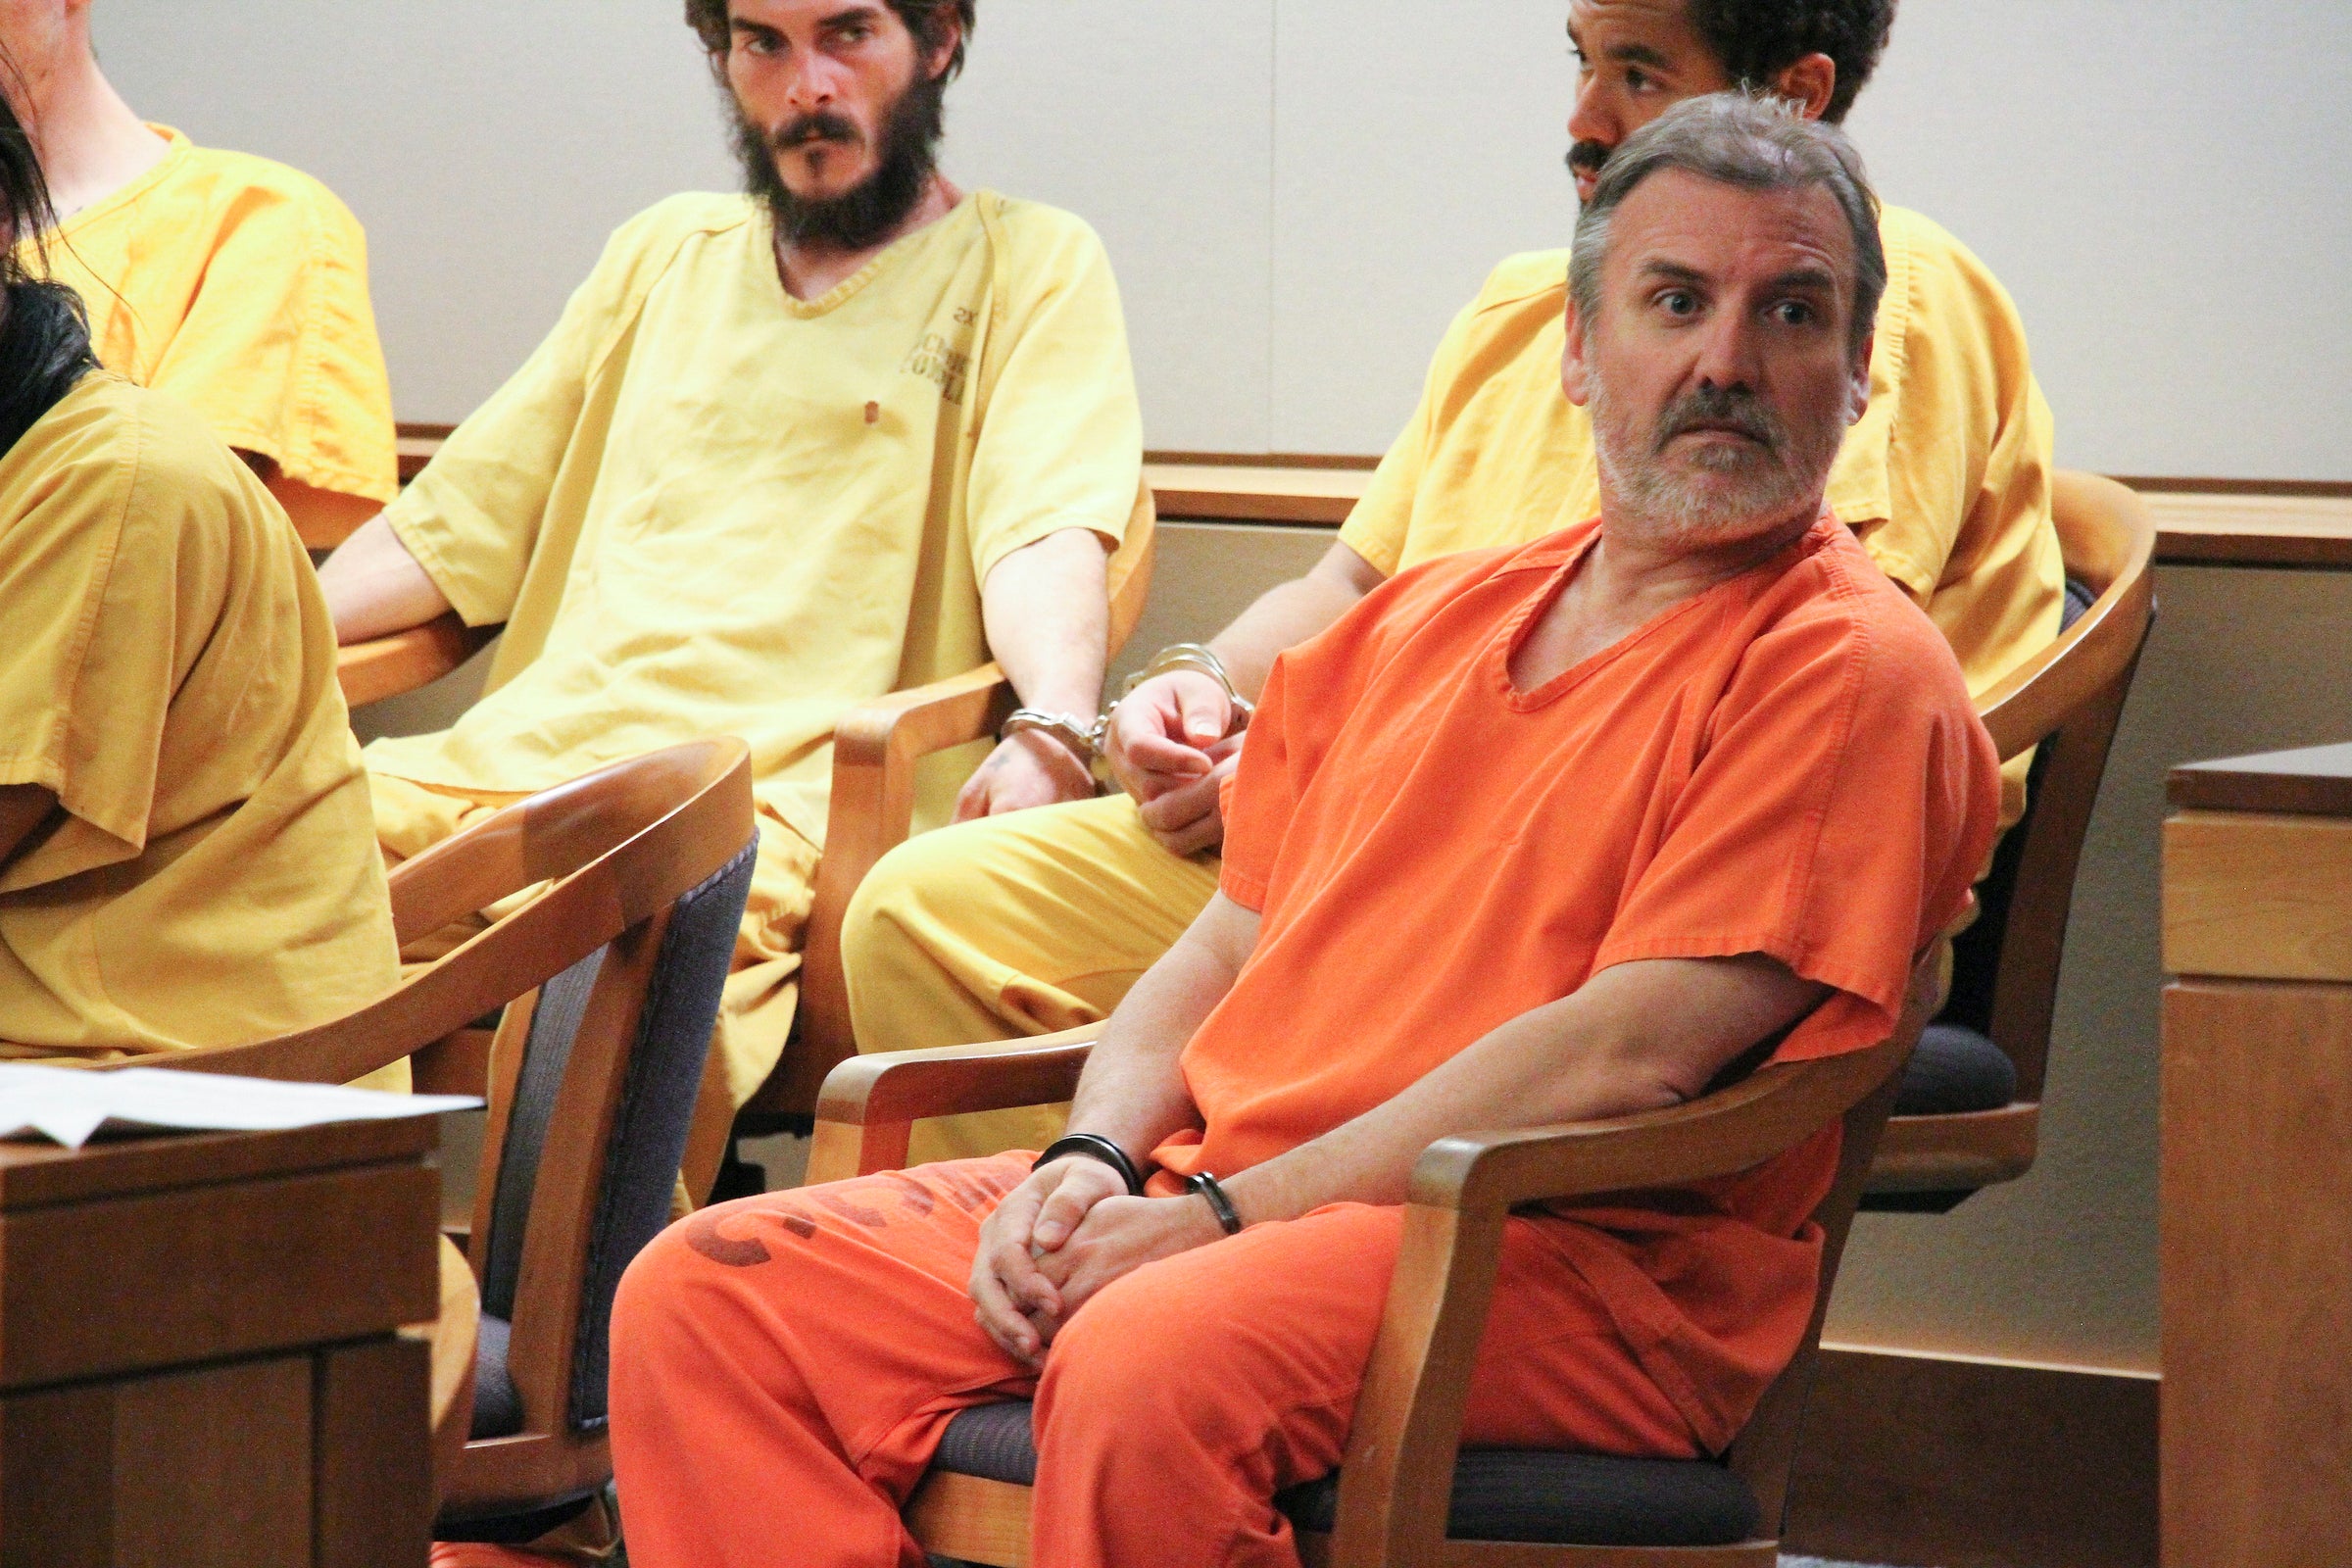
930;1400;1759;1548
470;1314;522;1440
1892;1022;2017;1117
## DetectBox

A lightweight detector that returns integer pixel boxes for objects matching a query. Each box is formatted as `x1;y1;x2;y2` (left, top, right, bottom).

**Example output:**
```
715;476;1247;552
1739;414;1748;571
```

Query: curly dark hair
684;0;976;82
1685;1;1897;123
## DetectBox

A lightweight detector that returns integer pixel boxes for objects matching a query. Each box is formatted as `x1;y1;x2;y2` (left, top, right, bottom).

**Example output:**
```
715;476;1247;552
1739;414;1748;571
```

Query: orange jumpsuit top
1153;513;2001;1451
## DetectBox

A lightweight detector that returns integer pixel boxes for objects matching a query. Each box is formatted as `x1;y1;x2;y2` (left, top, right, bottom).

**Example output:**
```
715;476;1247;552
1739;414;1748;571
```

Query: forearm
1220;956;1829;1223
983;527;1110;715
318;514;454;645
1205;541;1385;701
1066;893;1260;1160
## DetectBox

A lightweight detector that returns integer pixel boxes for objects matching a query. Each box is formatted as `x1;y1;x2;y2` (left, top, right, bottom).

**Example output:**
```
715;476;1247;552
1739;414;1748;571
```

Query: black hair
0;73;99;456
683;0;976;81
1684;0;1897;123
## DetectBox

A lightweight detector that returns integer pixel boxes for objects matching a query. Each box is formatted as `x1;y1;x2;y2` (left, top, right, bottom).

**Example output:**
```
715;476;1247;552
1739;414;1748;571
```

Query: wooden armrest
1329;954;1939;1568
1407;1028;1912;1214
770;662;1022;1116
807;1026;1098;1182
337;613;497;710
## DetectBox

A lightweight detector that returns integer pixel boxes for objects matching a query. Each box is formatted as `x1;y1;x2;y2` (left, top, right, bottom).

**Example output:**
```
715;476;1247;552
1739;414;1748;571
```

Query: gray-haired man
605;98;2002;1568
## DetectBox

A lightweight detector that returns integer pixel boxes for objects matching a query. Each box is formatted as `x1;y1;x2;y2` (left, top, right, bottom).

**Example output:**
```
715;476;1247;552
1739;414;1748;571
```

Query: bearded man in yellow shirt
0;88;401;1082
319;0;1145;1211
0;0;399;546
844;0;2069;1165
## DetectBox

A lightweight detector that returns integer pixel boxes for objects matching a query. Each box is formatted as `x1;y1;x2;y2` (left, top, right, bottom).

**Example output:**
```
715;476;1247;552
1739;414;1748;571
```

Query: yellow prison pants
841;791;1221;1164
370;773;820;1203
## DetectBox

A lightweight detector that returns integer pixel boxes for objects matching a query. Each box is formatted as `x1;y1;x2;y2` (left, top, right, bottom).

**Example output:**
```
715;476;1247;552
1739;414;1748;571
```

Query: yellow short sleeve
961;203;1146;581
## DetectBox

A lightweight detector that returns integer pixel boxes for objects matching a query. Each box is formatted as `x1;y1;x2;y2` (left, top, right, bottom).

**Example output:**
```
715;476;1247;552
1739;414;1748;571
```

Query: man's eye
1626;67;1653;91
1659;290;1698;317
1773;301;1816;325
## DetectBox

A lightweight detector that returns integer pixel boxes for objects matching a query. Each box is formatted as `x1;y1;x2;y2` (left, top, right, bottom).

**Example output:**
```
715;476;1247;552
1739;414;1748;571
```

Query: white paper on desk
0;1063;481;1150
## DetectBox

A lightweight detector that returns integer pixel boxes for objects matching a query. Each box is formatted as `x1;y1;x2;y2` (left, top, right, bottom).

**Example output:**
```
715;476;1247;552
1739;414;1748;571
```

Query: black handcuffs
1185;1170;1245;1236
1031;1135;1247;1236
1033;1133;1146;1197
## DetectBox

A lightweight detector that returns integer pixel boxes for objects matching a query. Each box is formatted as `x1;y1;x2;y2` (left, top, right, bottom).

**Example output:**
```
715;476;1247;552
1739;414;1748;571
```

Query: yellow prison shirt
24;125;399;542
0;375;401;1064
363;190;1145;853
1340;205;2063;826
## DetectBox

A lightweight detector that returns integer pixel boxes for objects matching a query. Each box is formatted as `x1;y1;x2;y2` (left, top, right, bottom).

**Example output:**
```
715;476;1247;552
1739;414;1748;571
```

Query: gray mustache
1654;387;1782;452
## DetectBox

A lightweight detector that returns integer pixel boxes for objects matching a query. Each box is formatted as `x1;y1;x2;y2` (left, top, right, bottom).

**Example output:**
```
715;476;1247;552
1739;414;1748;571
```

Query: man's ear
1561;298;1594;408
1771;53;1838;122
924;19;964;82
1846;328;1875;426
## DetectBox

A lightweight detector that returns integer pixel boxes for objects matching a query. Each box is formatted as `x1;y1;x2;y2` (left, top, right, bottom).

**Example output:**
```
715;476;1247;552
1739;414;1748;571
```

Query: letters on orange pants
610;1155;1695;1568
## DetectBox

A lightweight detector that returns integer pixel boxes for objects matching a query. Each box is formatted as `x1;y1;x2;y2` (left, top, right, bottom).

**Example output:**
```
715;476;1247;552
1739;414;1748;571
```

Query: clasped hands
968;1154;1225;1368
1105;669;1246;857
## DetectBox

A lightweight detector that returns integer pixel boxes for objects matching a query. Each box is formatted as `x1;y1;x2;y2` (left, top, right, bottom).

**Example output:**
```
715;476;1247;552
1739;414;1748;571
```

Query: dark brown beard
729;66;947;252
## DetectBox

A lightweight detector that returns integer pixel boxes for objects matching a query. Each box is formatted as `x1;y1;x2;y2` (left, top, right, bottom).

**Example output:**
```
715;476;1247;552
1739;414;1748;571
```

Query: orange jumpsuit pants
608;1154;1699;1568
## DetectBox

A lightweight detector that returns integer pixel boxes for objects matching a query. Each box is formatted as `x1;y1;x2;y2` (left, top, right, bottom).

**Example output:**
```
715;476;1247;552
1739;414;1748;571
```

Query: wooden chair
804;949;1944;1566
1866;470;2156;1208
336;496;1157;1124
112;738;759;1543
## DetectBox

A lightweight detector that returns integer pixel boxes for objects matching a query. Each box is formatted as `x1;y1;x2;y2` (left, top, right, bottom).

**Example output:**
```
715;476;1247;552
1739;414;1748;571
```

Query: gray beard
1588;377;1840;547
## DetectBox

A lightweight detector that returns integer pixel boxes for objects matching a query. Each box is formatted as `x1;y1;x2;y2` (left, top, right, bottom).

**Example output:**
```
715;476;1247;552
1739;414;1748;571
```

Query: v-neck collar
764;191;981;318
1491;514;1830;710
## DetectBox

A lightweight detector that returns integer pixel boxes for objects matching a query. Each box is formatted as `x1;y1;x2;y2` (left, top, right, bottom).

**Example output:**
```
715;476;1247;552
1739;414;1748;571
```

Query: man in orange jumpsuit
605;96;2003;1568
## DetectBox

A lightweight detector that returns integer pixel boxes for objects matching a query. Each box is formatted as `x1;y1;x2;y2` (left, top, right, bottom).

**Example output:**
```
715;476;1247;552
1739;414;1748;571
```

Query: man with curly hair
844;0;2066;1166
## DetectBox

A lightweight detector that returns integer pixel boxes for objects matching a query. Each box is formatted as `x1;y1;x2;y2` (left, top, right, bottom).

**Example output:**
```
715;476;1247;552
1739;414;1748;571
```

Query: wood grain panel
2161;980;2352;1568
0;1381;114;1566
1785;1348;2156;1568
2169;742;2352;816
111;1355;314;1568
2163;811;2352;981
316;1338;433;1568
0;1116;436;1210
906;1470;1032;1566
0;1163;439;1389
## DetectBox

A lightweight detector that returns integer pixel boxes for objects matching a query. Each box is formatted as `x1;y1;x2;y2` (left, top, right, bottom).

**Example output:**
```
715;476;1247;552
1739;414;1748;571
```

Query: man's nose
1690;313;1762;393
782;49;842;112
1566;78;1616;155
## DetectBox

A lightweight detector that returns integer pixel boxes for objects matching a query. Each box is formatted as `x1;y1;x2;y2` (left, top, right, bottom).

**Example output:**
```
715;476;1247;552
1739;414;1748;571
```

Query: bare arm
1028;956;1832;1338
966;891;1259;1361
1220;956;1831;1221
953;526;1112;820
317;514;453;646
1109;540;1387;855
0;784;58;872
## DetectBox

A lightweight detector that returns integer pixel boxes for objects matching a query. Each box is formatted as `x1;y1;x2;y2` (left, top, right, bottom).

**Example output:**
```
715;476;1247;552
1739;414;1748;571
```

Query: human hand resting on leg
1030;1195;1226;1327
969;1155;1129;1367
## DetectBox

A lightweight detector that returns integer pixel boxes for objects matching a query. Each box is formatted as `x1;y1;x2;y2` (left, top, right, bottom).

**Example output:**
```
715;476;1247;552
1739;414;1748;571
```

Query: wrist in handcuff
1001;710;1111;788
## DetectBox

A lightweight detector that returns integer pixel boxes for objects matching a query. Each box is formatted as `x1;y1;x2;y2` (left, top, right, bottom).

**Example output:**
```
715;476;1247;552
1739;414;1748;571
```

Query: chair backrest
1724;946;1945;1532
470;834;754;1439
1941;472;2155;1100
115;740;756;1516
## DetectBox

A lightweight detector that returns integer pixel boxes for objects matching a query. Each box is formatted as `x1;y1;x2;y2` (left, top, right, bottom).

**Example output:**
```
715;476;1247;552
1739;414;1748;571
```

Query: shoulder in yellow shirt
25;126;398;545
367;190;1145;848
1338;204;2063;824
0;375;399;1060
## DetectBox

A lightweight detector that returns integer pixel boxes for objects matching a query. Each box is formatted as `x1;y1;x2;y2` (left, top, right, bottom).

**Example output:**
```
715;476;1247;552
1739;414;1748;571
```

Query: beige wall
94;3;2352;477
